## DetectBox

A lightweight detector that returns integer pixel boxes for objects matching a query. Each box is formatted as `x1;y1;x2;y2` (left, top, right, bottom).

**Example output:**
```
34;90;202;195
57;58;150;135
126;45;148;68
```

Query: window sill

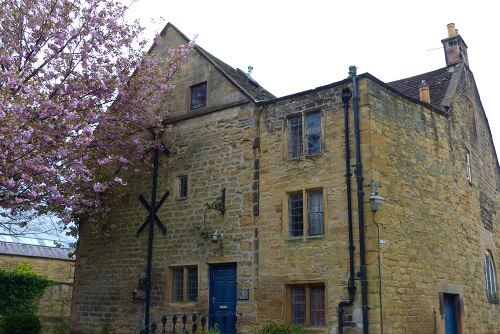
166;301;200;307
305;152;323;158
487;296;499;304
298;327;328;333
287;153;323;161
285;235;325;242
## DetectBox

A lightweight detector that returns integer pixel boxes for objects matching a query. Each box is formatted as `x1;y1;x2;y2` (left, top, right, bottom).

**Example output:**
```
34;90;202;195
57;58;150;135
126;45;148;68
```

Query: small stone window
190;82;207;110
285;282;326;327
466;149;472;184
177;175;188;198
170;266;198;303
485;250;497;302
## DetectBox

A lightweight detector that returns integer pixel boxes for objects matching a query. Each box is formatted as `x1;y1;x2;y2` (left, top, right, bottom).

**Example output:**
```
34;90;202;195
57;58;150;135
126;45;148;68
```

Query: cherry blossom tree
0;0;194;238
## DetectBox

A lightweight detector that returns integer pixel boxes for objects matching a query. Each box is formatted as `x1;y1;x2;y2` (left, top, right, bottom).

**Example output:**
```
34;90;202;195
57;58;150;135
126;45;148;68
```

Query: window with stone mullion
308;190;324;235
305;112;321;155
288;116;303;159
172;268;184;302
187;267;198;302
291;287;306;325
289;192;304;237
310;286;326;326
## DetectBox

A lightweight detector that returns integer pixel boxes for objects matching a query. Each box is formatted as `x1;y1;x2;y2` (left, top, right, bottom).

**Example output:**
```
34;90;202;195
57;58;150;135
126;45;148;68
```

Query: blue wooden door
443;294;458;334
209;263;237;334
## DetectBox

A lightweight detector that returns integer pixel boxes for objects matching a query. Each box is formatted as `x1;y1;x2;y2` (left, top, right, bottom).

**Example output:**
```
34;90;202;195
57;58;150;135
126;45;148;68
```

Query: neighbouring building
0;235;74;333
70;23;499;334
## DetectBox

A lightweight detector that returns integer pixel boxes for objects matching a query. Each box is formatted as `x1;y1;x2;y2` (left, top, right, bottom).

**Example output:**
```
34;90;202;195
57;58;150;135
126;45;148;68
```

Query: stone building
70;23;499;333
0;236;74;333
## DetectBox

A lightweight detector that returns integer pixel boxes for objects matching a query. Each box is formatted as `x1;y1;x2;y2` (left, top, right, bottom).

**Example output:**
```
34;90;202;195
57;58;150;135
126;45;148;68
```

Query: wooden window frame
284;281;327;328
167;265;198;303
285;188;326;238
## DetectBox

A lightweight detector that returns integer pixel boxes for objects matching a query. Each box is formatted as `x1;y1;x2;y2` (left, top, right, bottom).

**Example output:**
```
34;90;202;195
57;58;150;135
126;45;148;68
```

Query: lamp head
370;194;385;212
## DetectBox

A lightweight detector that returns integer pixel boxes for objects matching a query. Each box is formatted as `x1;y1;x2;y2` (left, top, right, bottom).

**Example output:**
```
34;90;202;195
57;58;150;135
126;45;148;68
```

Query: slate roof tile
387;67;453;107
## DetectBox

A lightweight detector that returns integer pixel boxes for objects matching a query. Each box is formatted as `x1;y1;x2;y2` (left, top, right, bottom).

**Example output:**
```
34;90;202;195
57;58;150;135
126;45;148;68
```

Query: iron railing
139;313;238;334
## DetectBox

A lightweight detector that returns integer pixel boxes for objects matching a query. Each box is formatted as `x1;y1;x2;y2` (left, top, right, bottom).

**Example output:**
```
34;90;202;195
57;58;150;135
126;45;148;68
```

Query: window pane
172;269;184;302
308;190;324;235
289;193;304;237
187;267;198;302
190;83;207;110
179;176;188;198
310;286;326;326
485;251;497;298
305;112;321;155
289;117;303;158
466;150;472;183
291;287;306;325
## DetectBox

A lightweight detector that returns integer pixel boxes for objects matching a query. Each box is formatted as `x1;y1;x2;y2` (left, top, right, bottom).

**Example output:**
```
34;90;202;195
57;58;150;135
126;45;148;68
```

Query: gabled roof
387;67;454;108
158;23;276;103
200;48;276;102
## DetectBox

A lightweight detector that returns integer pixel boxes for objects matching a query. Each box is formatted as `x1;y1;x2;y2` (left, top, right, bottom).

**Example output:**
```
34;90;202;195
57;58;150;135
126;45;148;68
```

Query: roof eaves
195;46;276;102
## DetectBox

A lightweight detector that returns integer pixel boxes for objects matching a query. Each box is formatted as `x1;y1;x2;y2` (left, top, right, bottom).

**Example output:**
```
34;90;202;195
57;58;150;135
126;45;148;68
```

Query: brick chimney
441;23;468;67
419;80;431;103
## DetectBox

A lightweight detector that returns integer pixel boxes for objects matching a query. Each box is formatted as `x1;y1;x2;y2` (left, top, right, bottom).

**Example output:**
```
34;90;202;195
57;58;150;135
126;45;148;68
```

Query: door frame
209;262;237;333
438;283;464;334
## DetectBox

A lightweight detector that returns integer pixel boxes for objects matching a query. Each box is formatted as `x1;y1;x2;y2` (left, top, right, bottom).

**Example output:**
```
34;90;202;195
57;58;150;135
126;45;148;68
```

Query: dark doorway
209;263;237;334
443;293;458;334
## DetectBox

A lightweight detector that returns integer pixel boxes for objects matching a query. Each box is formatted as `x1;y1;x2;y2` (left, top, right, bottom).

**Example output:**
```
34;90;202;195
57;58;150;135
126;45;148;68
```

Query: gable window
288;189;324;237
171;266;198;302
287;112;322;159
485;250;497;301
178;175;188;198
466;149;472;184
190;82;207;110
286;283;326;327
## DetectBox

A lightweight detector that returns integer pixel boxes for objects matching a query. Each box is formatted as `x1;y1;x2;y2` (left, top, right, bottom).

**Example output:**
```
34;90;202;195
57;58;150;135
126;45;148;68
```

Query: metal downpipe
337;86;356;334
350;65;369;334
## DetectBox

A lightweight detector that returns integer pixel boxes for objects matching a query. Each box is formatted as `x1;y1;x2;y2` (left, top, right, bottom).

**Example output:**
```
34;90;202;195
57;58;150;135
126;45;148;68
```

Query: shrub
0;262;52;316
197;325;221;334
0;313;42;334
256;321;304;334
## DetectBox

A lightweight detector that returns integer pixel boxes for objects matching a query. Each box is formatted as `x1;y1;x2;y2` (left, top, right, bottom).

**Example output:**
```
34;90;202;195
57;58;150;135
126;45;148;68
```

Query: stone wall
360;67;499;333
0;254;74;333
70;25;499;333
70;25;260;334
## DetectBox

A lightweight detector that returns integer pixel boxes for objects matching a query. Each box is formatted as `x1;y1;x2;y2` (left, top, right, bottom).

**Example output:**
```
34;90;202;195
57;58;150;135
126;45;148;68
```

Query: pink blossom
93;182;106;193
0;0;195;240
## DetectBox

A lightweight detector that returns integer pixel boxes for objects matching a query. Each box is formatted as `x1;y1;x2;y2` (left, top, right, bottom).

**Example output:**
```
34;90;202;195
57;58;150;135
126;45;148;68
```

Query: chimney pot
447;23;456;37
442;23;468;67
419;81;431;103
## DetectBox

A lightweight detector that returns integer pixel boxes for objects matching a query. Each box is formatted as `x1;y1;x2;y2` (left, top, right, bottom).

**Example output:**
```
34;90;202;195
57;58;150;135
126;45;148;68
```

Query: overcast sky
126;0;499;160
